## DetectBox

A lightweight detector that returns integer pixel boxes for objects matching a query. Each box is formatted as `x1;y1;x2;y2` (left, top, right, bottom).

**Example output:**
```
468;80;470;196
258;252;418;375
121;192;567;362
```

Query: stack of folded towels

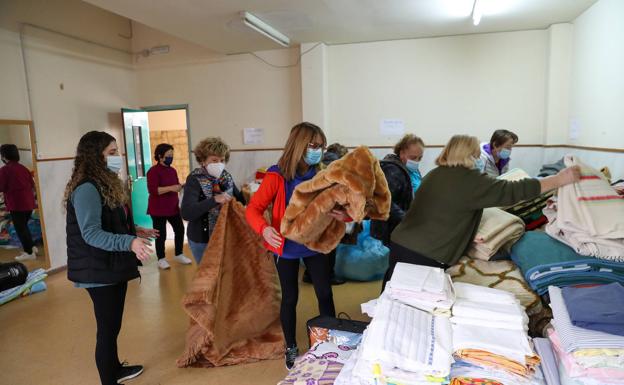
539;284;624;385
450;283;543;385
384;262;455;316
336;295;454;385
337;263;455;385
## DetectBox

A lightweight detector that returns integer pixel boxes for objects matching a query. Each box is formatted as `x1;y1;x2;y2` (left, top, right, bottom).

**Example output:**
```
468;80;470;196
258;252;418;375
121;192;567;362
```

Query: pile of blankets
281;146;391;253
535;285;624;385
466;208;525;260
498;168;553;230
511;231;624;295
544;155;624;262
450;283;543;385
385;262;455;316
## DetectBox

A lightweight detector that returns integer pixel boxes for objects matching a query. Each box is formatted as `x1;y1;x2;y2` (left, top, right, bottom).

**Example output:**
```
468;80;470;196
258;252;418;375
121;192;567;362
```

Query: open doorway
121;105;192;240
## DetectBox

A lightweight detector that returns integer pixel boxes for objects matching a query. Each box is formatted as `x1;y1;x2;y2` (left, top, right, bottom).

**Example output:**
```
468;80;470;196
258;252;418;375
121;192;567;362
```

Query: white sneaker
174;254;192;265
15;252;36;261
157;259;171;270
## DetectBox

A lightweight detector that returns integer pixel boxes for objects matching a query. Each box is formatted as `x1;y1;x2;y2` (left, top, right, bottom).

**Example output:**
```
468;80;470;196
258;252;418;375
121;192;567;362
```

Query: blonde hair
278;122;327;181
435;135;480;168
393;134;425;156
194;137;230;163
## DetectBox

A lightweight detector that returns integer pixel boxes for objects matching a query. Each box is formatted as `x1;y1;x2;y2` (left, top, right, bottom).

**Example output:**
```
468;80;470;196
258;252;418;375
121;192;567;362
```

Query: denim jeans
188;239;207;264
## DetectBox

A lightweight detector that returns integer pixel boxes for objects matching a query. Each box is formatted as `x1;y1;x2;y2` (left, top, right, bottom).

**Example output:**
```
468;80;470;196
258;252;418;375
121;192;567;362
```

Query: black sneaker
330;275;346;285
117;362;144;383
285;346;298;370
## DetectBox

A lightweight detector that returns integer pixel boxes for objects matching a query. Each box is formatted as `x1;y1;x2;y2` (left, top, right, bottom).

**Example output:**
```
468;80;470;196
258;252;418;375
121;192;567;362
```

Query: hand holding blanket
281;146;391;253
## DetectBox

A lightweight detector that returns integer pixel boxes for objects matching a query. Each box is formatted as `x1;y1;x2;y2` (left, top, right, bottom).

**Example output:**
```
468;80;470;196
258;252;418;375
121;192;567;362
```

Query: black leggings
275;254;336;347
150;214;184;259
86;282;128;385
381;241;449;292
10;210;34;254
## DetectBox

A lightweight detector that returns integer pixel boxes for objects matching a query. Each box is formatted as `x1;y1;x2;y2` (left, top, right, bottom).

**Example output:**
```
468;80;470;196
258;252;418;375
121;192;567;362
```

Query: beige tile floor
0;242;377;385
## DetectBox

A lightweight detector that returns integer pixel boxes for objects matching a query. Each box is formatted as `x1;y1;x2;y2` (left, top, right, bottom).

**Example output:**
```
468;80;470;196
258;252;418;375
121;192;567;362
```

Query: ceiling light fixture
472;0;482;26
240;11;290;47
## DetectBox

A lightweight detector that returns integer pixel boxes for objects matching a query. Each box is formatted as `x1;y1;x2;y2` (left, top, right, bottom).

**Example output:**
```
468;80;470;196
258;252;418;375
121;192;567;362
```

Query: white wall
327;30;548;147
0;0;138;268
569;0;624;149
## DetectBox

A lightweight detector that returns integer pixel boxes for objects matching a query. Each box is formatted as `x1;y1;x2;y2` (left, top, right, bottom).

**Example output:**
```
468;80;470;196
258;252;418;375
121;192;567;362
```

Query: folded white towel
452;298;528;324
452;322;534;364
389;263;449;301
453;282;519;305
450;315;528;331
360;296;453;377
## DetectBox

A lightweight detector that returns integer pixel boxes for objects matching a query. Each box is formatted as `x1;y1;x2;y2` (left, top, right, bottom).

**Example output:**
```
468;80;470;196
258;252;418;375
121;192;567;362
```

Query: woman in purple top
146;143;192;270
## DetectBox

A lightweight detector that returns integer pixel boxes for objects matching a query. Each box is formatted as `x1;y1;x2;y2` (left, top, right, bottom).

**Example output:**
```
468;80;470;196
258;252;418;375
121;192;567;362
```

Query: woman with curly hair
180;137;245;264
64;131;157;385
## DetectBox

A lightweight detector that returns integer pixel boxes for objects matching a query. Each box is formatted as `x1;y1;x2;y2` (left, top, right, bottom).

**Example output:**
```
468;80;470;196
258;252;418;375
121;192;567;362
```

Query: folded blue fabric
511;232;624;294
562;283;624;336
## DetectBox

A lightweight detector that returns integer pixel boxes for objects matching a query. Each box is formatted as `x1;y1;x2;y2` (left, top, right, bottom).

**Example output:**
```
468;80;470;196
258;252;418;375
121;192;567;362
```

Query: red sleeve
245;173;279;235
146;167;160;195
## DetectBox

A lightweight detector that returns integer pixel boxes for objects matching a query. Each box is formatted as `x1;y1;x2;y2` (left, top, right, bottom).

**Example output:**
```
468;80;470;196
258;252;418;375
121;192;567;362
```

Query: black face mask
163;156;173;166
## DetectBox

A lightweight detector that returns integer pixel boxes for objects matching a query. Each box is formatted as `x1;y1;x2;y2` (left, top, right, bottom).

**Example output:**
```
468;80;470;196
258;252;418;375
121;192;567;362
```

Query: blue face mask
106;155;123;174
473;157;485;173
163;156;173;166
304;148;323;166
405;159;420;173
499;148;511;160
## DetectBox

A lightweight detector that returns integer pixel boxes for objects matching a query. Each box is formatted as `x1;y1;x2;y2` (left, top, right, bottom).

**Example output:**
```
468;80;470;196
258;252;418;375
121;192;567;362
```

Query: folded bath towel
281;146;391;253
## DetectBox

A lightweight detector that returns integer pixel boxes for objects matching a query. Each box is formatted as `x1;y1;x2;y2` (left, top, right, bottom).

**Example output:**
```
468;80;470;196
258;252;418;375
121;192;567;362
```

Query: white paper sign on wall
243;128;264;145
569;119;581;141
380;119;405;136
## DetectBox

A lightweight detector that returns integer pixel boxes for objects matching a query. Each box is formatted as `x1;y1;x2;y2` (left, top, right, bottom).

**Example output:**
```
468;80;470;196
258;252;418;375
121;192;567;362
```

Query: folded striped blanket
545;155;624;261
498;168;553;226
467;208;525;260
510;232;624;295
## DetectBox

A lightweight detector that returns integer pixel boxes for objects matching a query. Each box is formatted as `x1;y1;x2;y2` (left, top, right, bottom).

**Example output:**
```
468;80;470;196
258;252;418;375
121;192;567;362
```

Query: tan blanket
281;146;391;253
177;201;284;367
466;208;525;260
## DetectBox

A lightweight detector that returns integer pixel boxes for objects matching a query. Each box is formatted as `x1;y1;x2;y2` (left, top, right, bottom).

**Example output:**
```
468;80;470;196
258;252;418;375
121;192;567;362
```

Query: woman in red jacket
246;122;350;370
0;144;37;261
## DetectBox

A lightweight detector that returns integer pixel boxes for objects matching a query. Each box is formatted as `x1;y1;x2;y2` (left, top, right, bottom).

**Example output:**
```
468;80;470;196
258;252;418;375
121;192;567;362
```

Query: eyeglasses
308;142;325;150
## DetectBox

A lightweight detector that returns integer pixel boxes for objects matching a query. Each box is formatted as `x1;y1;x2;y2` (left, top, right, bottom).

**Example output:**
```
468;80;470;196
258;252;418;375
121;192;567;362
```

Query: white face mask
205;162;225;178
106;155;123;174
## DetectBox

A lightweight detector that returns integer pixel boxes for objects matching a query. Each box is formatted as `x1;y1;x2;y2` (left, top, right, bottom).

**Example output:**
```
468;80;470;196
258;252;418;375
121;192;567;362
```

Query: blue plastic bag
334;221;389;281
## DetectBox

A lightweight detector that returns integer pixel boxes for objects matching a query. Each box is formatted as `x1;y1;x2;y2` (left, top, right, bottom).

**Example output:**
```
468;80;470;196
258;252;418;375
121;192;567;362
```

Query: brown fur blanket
177;201;284;367
281;146;391;253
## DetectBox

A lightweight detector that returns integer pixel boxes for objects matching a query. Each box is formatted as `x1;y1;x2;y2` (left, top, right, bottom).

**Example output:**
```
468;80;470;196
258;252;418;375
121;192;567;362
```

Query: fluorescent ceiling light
241;11;290;47
472;0;482;26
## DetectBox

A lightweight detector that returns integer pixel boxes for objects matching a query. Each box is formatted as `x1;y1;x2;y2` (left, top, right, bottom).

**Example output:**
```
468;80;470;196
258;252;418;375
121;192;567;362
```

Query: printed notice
243;128;264;145
569;119;581;141
380;119;405;136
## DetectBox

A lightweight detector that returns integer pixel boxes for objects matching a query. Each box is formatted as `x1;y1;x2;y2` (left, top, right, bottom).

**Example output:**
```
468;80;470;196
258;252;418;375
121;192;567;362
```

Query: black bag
306;312;369;348
0;262;28;292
